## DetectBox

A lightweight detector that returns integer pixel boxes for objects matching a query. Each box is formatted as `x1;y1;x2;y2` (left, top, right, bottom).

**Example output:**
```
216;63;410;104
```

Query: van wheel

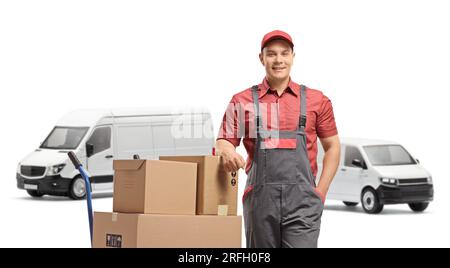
408;202;429;212
27;190;44;198
361;188;384;214
343;202;358;207
69;177;87;200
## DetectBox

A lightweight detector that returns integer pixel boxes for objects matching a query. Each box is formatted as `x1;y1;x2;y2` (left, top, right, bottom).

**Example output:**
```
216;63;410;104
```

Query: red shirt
217;78;338;177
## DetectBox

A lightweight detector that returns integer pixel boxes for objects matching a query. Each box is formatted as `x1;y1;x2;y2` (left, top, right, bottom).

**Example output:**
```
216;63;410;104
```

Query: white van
318;138;434;214
16;108;215;199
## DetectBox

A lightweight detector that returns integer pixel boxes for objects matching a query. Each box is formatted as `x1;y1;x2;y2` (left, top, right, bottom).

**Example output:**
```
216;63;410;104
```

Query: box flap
113;160;145;171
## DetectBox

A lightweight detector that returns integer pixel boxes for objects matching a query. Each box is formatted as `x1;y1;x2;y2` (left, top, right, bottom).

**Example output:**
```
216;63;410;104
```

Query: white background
1;0;449;247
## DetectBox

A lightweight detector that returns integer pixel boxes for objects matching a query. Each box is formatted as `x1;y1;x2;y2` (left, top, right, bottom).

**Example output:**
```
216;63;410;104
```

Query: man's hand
221;150;246;173
215;139;246;173
314;187;327;204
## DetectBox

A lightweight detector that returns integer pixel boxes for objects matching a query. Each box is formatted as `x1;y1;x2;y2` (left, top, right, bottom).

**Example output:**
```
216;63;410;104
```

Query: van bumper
376;184;434;205
16;173;72;196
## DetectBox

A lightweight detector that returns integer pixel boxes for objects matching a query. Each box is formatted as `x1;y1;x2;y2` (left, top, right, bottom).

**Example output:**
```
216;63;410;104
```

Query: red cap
261;30;294;51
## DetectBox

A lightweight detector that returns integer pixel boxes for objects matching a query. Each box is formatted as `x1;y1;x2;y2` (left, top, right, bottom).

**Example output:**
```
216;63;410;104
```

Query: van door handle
105;155;113;159
341;168;347;172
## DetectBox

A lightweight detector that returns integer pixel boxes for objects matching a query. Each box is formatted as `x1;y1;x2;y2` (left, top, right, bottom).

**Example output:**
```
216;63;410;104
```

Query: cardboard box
93;212;242;248
113;160;197;215
159;156;238;215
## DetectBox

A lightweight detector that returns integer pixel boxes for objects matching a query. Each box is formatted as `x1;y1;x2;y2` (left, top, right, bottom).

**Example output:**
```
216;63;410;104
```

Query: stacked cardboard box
159;156;238;216
93;157;241;248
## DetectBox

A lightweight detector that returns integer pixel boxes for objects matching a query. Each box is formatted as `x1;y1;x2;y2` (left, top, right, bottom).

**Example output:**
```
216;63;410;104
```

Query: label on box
106;234;122;248
218;205;229;216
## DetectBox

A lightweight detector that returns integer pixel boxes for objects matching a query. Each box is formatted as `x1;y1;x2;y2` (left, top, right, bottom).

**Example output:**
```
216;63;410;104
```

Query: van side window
344;146;364;167
87;126;111;155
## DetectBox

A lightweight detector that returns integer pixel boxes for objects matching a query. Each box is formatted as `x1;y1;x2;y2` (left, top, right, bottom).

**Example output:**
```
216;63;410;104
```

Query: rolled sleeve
316;95;338;138
216;96;243;147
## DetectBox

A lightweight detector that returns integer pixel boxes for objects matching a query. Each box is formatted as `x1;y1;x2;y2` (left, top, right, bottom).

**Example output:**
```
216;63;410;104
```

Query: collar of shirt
259;77;300;99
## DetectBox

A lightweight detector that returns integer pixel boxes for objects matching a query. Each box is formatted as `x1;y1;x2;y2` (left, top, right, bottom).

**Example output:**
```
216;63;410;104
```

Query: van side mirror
352;159;366;169
86;143;94;158
416;158;420;164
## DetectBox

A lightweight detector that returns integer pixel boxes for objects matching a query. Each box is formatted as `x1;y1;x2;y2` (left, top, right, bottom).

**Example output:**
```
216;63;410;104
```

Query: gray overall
243;84;324;248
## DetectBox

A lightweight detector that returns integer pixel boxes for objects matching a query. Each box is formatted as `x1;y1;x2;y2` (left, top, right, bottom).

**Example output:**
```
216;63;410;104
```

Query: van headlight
380;177;398;186
427;176;433;184
47;164;66;176
16;163;21;173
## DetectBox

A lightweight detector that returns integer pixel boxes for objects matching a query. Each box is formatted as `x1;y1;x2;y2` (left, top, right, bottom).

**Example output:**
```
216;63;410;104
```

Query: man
215;30;340;248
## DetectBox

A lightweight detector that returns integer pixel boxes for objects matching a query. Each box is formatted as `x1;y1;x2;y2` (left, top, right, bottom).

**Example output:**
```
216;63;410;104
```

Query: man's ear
259;53;264;66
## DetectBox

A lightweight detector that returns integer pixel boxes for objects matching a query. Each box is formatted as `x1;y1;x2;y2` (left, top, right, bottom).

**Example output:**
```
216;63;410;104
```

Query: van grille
378;184;434;202
20;166;46;177
398;178;428;185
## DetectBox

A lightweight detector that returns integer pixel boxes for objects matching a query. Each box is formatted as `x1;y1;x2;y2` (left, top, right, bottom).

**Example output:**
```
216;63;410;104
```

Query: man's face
259;39;295;82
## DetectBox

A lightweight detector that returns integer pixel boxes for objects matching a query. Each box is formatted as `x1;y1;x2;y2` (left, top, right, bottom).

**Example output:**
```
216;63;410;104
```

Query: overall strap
298;85;307;131
251;85;261;138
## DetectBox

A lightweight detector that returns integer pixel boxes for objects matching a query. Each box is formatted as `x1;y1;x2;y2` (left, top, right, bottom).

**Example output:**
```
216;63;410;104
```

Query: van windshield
40;127;89;150
363;145;416;166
